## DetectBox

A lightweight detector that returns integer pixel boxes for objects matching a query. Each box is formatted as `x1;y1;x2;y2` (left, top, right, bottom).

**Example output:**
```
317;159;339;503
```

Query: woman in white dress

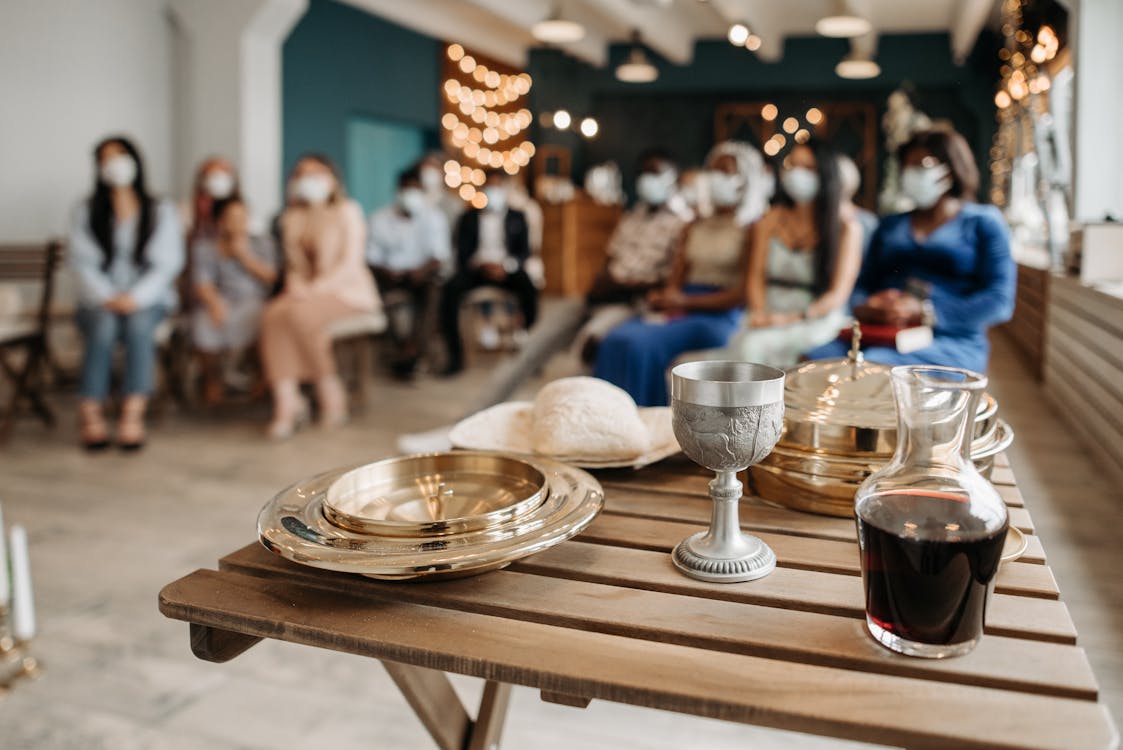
725;140;862;368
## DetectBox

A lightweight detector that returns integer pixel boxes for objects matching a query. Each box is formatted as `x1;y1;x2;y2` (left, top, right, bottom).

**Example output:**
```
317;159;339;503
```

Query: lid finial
848;321;864;370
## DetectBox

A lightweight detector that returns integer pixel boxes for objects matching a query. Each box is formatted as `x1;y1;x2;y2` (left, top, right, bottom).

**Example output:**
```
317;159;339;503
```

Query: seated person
805;127;1015;373
586;149;687;306
837;153;879;258
438;170;537;376
367;166;451;377
724;140;862;369
593;151;751;406
191;197;277;404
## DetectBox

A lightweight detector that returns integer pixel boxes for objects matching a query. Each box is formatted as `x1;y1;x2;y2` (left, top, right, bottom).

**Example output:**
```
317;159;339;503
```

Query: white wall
1072;0;1123;222
0;0;176;241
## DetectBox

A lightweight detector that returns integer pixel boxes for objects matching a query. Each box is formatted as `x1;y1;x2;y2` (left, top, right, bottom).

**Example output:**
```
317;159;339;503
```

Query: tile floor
0;332;1118;749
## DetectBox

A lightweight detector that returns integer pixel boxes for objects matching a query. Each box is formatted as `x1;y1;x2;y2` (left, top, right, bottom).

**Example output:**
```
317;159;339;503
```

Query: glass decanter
854;365;1008;659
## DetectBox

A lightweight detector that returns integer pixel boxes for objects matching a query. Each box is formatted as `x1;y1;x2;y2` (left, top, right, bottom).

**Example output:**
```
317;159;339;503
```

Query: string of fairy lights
759;103;824;156
441;43;536;208
989;0;1059;206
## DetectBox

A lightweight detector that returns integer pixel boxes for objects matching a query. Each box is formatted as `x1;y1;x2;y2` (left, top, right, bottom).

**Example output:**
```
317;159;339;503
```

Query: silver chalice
670;361;786;583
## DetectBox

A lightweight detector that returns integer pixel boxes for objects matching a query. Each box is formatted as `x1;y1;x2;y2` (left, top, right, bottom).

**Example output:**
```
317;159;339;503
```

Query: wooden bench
159;453;1118;750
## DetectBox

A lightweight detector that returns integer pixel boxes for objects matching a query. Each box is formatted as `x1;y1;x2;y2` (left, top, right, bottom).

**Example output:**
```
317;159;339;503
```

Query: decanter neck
890;368;985;468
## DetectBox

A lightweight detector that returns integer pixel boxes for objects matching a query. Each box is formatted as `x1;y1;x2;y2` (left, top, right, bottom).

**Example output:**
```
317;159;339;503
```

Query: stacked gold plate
258;452;603;580
749;355;1014;518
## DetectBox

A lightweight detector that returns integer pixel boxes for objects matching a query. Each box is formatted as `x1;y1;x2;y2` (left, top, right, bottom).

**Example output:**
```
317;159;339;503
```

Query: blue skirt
593;288;743;406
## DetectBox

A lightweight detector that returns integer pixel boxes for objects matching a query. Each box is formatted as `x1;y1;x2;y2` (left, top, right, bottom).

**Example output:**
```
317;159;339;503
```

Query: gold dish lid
784;331;896;431
323;452;548;537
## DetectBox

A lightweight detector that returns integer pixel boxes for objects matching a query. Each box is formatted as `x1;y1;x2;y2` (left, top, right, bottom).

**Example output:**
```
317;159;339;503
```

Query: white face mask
636;170;676;206
100;154;137;188
781;166;820;204
295;174;334;205
709;172;744;208
484;187;508;212
420;166;443;193
901;164;952;209
204;170;235;200
398;187;428;216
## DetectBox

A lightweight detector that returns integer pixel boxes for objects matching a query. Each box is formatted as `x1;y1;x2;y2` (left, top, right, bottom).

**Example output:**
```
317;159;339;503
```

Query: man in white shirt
367;166;451;377
438;170;537;376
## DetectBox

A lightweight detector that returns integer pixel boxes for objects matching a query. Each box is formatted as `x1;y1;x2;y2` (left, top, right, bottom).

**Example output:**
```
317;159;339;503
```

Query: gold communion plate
258;451;604;580
323;453;548;537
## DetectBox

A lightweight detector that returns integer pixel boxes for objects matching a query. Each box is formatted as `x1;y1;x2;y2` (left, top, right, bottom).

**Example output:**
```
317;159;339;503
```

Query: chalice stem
703;471;748;556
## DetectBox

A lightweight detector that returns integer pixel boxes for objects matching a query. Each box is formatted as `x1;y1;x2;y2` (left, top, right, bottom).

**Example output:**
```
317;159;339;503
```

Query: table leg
189;624;263;663
382;661;512;750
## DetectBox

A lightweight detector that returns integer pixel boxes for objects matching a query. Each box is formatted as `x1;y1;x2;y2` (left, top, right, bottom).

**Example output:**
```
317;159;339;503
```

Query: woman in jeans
260;154;380;438
68;136;184;450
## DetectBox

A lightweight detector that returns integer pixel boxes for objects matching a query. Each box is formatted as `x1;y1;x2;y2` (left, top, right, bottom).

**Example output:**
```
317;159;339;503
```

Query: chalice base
671;531;777;583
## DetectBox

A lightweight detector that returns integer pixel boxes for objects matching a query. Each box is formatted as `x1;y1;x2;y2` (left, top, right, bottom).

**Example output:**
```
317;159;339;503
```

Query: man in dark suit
438;171;539;375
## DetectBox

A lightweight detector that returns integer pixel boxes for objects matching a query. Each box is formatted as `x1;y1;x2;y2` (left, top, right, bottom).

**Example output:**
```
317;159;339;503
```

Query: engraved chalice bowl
670;361;786;583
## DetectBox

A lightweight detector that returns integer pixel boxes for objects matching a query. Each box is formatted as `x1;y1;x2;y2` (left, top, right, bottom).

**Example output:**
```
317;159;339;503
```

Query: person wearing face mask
187;157;240;243
593;152;751;406
587;150;687;306
805;127;1015;373
722;140;862;368
367;166;451;378
191;198;277;405
259;154;380;437
416;152;466;230
437;170;537;376
68;136;185;450
575;150;688;365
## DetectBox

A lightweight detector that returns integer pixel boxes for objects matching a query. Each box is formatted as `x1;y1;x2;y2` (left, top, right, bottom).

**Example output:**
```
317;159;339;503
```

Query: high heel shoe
79;400;111;452
117;395;149;452
266;397;310;440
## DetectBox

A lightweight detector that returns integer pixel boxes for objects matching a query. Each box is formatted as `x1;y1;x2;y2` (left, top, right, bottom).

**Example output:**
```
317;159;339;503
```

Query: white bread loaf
531;377;651;460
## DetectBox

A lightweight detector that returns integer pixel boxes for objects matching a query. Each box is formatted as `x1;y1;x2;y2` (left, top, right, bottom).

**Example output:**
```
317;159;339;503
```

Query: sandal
78;400;111;451
117;395;148;452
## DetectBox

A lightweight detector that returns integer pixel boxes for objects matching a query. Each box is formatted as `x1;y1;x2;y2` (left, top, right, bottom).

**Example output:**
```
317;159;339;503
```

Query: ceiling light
835;54;880;79
580;117;599;138
552;110;572;129
815;1;872;38
728;23;749;46
616;34;658;83
745;35;762;52
532;7;586;44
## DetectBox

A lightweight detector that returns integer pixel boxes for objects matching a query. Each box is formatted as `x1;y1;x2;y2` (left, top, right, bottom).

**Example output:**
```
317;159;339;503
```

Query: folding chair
0;241;63;441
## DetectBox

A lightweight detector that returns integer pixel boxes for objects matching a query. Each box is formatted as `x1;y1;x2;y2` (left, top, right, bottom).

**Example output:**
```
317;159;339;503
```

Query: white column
1072;0;1123;222
168;0;306;223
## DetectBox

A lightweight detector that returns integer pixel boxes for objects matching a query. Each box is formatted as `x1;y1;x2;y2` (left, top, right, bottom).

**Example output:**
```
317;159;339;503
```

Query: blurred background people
593;149;750;406
705;140;773;226
367;165;451;378
191;197;277;405
185;157;240;244
416;152;465;229
438;170;537;376
725;140;861;368
837;154;880;258
806;127;1015;372
68;136;184;450
260;154;380;437
576;149;688;364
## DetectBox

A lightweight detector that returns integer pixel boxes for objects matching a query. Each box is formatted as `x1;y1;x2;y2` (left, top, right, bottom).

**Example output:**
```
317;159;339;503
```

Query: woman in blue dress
805;127;1015;373
594;151;751;406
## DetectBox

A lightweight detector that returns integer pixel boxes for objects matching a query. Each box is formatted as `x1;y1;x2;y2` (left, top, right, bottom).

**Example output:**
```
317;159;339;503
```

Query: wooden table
159;455;1119;750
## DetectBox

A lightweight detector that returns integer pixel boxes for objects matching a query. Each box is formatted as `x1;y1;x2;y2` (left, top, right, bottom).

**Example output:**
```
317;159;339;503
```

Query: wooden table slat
506;541;1075;644
580;514;1061;599
216;545;1098;700
600;487;1044;561
160;569;1117;750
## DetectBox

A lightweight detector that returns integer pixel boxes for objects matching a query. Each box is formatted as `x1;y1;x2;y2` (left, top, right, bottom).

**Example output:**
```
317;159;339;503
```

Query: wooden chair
0;241;63;441
328;309;387;411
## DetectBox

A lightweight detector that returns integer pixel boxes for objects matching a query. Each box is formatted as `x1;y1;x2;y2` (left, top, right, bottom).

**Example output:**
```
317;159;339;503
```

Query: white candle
0;504;9;608
9;525;35;642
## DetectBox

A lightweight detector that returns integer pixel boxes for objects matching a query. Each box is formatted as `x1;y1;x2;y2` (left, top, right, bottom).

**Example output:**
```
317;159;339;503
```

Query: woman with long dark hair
805;127;1015;372
723;139;862;367
68;135;184;450
259;154;380;438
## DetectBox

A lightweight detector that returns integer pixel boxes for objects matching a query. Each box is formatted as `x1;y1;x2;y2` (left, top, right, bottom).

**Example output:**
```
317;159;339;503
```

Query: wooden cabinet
540;196;622;297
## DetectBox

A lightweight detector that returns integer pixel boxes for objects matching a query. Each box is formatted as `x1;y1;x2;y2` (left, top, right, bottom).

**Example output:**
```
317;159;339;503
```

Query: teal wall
528;32;1001;203
282;0;440;196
